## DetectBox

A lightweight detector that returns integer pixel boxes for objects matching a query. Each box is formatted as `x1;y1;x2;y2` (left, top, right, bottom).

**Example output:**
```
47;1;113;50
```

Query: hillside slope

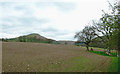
3;33;56;44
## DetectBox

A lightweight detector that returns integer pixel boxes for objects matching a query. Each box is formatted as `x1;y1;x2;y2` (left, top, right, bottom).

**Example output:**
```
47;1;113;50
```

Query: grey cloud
54;2;76;12
1;2;76;12
2;16;49;26
41;27;57;32
1;16;50;34
0;2;14;6
1;2;34;17
1;2;77;40
42;29;70;36
35;2;76;12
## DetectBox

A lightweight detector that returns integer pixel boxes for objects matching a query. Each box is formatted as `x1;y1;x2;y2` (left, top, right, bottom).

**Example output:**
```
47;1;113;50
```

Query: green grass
65;56;93;72
118;57;120;73
109;57;118;72
47;55;111;72
48;48;118;72
89;50;118;72
89;50;117;57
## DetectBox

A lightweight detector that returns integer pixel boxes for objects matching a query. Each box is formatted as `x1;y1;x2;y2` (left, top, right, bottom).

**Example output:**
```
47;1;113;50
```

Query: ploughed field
2;42;112;72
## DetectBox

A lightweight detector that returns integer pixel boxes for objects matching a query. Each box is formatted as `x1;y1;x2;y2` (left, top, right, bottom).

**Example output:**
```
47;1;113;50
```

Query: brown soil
2;42;111;72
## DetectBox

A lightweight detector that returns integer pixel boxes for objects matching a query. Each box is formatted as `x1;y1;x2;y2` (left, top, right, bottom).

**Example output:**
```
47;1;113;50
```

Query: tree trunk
117;49;120;57
86;45;89;51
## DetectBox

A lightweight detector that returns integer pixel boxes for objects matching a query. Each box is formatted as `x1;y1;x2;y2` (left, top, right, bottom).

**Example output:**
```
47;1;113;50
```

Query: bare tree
74;26;96;51
92;20;112;47
92;1;120;50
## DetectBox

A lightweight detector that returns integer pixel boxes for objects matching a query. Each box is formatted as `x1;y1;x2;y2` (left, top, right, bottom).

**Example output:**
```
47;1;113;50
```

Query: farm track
2;42;112;72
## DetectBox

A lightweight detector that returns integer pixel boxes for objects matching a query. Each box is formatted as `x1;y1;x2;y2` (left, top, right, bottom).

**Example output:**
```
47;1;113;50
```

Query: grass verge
89;50;118;72
108;57;118;72
89;51;117;57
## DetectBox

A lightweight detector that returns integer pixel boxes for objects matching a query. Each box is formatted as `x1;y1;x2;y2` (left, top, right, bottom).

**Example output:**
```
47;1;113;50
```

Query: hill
1;33;77;45
2;33;56;44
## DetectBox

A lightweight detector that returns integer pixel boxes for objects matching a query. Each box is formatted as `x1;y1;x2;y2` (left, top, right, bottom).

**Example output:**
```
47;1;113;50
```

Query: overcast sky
0;0;116;41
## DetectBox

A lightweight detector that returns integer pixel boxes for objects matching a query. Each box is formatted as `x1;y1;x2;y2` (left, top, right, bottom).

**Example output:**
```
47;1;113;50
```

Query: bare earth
2;42;111;72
